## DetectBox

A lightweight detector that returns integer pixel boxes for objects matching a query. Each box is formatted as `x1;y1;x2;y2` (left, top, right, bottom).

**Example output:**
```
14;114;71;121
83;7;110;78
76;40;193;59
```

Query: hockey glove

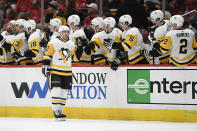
40;39;48;48
140;49;149;59
24;50;36;57
75;37;89;47
42;65;50;77
149;42;162;57
12;50;24;58
110;59;121;71
75;37;83;47
84;42;95;55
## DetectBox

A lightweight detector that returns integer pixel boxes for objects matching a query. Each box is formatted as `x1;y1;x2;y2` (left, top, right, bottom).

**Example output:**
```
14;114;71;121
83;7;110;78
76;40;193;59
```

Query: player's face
15;24;20;33
50;25;58;32
89;24;95;33
172;23;178;29
60;30;69;40
26;27;31;34
10;24;16;33
6;23;13;33
91;24;97;33
95;25;102;33
119;22;124;30
105;25;112;33
152;18;161;26
49;25;53;32
69;23;75;30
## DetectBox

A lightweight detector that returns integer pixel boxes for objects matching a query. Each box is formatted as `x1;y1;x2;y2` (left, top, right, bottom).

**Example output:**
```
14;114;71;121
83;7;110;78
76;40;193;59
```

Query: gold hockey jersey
160;29;197;67
43;37;77;76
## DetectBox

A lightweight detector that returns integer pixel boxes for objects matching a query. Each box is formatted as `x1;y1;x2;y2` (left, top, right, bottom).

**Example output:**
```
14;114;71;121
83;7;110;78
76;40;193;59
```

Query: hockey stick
182;9;197;17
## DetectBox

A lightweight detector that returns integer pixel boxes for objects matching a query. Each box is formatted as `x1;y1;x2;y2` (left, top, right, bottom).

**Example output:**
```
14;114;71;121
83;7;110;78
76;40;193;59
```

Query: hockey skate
53;110;66;121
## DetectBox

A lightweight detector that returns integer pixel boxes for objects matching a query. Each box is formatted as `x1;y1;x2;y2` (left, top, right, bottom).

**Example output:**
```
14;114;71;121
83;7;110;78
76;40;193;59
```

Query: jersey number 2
179;39;187;54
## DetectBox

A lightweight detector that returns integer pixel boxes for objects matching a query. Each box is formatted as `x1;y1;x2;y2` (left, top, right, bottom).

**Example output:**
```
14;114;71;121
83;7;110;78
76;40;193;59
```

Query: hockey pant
49;74;72;112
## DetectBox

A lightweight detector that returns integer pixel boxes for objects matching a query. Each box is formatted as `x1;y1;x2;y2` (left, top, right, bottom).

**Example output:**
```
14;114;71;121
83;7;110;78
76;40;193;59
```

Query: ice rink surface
0;117;197;131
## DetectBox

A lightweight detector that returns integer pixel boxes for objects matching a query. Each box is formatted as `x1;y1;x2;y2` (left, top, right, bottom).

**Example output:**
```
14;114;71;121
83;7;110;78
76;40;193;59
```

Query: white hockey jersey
104;28;122;62
90;31;108;64
160;29;197;67
43;37;77;76
121;27;144;64
154;20;170;41
1;31;15;64
50;32;59;40
70;28;90;64
149;20;171;64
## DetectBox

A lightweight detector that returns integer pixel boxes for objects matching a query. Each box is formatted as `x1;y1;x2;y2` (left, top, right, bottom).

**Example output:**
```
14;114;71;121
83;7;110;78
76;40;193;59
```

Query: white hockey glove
42;65;50;77
140;49;150;59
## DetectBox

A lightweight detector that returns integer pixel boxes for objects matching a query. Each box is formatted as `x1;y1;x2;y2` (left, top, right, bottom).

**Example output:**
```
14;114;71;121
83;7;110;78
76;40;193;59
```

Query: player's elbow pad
112;42;124;52
24;50;36;57
0;48;3;55
42;59;50;66
2;42;12;52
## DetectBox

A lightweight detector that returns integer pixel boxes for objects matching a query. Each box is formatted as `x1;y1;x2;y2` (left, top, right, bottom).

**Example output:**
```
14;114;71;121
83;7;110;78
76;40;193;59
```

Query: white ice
0;117;197;131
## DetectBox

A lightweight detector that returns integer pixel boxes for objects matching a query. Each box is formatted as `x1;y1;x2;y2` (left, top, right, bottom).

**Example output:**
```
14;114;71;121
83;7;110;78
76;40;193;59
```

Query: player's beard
6;28;13;34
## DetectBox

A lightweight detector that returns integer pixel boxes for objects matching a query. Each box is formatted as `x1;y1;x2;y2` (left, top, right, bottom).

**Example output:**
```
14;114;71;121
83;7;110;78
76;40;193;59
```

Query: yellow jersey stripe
171;52;195;62
51;99;66;104
51;64;72;69
50;71;72;76
128;50;140;58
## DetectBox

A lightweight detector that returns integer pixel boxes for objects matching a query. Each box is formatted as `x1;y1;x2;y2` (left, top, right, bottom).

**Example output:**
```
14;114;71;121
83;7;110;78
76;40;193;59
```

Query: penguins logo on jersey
103;38;113;49
58;48;71;63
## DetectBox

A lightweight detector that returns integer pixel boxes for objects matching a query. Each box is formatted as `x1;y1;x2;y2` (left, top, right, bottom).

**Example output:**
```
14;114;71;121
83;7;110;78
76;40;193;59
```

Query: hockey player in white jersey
1;20;16;37
0;35;6;64
12;19;33;65
151;15;197;67
42;25;83;121
147;10;171;64
50;18;62;40
67;14;81;40
39;18;62;49
24;20;44;65
103;17;123;69
116;14;149;66
84;17;109;65
1;20;16;64
67;14;90;64
119;15;127;41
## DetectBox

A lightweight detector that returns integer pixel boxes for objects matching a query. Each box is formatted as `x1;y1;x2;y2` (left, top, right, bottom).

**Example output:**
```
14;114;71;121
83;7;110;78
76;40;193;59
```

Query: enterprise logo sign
128;79;149;95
